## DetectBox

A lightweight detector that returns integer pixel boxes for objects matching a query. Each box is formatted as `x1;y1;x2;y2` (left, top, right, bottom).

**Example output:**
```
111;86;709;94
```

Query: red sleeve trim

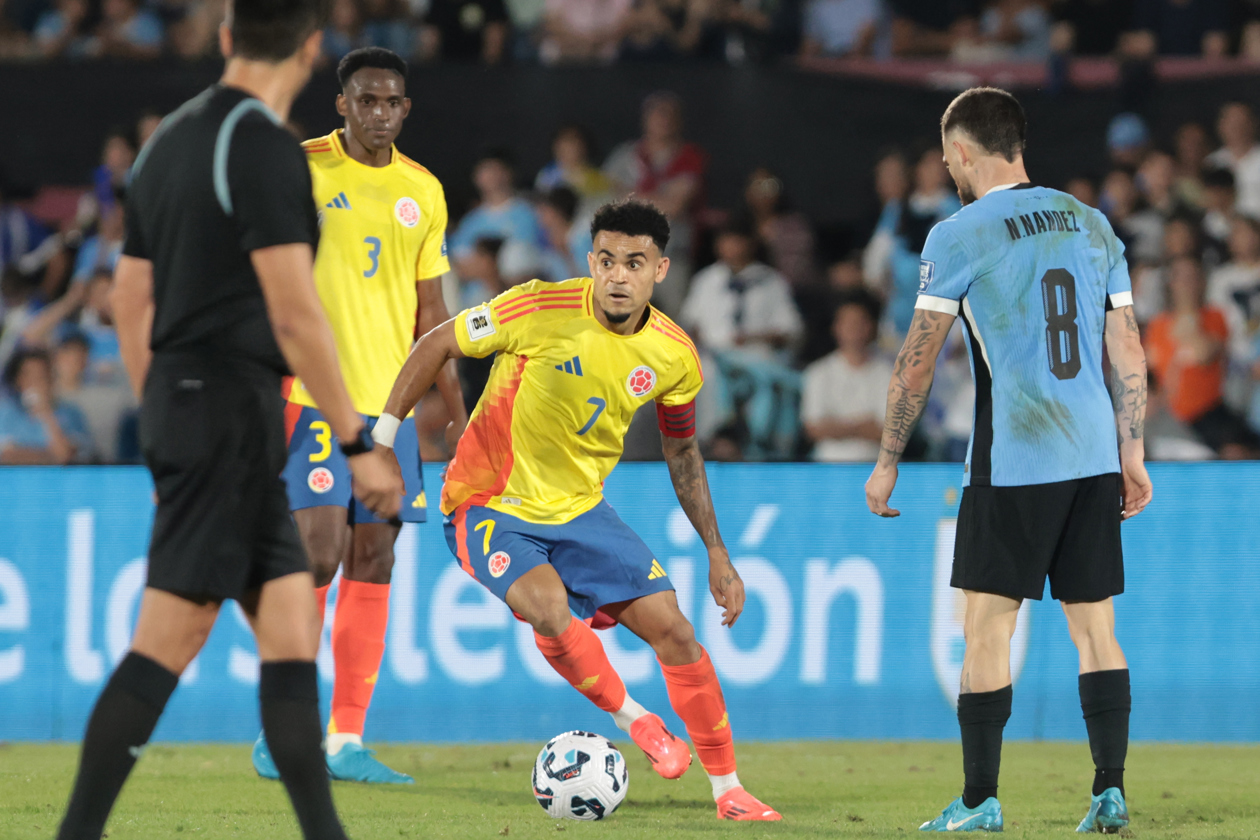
656;400;696;438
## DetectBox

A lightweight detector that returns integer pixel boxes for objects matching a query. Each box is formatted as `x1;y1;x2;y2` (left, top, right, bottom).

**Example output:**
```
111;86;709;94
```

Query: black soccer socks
957;685;1013;809
260;660;349;840
57;651;179;840
1080;668;1131;796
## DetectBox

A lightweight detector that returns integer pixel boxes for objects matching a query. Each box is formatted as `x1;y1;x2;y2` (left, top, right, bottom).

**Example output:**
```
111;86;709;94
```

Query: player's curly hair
941;87;1026;163
337;47;407;90
590;199;671;253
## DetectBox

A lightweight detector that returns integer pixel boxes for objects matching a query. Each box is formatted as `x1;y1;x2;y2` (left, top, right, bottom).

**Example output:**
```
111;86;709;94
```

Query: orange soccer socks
660;648;738;782
534;617;630;715
327;579;389;746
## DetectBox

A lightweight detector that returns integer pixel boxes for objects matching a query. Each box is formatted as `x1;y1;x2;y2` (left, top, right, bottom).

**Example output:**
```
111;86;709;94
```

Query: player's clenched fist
865;463;901;518
708;547;746;627
348;447;404;519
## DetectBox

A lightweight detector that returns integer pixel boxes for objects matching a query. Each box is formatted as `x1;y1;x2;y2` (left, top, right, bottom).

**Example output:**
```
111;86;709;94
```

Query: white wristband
371;413;402;448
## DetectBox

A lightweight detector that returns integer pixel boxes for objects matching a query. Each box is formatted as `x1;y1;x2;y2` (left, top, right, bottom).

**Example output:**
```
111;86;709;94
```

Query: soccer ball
531;730;628;820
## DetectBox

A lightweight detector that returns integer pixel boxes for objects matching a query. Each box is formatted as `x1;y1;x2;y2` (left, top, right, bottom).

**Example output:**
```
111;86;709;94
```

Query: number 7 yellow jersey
287;130;451;416
444;277;704;525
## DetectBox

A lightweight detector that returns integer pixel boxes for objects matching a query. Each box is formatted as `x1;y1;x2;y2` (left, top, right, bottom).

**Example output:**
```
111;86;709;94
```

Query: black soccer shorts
140;355;308;602
951;472;1124;602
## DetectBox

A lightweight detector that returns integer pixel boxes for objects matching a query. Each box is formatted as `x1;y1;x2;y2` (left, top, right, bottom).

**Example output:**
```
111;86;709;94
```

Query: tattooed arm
662;432;745;627
865;307;956;517
1104;304;1153;519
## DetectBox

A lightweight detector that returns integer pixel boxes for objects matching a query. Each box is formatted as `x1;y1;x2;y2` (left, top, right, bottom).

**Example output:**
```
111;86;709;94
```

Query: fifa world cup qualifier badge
919;259;935;294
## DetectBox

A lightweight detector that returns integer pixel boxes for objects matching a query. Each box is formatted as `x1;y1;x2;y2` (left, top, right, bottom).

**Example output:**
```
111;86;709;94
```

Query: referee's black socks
957;685;1013;809
260;660;349;840
57;651;179;840
1079;668;1130;796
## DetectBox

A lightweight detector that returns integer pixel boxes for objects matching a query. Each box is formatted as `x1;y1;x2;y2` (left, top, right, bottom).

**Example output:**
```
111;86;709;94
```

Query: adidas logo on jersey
648;559;667;580
554;356;583;376
325;191;352;210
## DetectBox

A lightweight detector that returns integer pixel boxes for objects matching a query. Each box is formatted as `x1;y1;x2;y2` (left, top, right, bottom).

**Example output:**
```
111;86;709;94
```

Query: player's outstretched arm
254;243;403;519
111;255;155;400
865;308;955;517
381;318;466;424
416;277;468;448
1105;304;1152;519
661;433;746;627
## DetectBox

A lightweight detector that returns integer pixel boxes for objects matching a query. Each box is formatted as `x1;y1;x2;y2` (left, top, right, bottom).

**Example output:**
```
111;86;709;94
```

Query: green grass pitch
2;742;1257;839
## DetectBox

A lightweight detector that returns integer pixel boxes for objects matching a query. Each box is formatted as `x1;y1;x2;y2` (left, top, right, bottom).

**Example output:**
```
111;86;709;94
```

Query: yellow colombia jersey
287;130;451;416
445;277;704;525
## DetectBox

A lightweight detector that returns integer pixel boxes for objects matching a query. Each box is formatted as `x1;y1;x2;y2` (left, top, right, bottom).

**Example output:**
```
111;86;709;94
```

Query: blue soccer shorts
282;403;427;524
443;500;674;624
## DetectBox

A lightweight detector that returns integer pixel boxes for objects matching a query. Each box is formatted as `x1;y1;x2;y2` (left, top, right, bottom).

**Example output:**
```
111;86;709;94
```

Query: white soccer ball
531;730;628;820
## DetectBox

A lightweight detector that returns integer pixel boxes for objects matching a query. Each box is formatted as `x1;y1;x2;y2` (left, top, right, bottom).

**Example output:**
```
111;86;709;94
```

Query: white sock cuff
710;771;741;799
611;695;650;734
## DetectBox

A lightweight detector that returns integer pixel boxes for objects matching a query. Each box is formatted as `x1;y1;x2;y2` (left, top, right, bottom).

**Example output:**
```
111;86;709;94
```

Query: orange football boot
628;713;692;779
717;787;782;821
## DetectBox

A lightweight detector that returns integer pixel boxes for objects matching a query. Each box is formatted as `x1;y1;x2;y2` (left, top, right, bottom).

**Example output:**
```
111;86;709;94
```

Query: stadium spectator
0;0;29;57
976;0;1052;61
1240;0;1260;58
1064;174;1099;207
21;269;124;383
537;0;631;64
604;91;707;314
798;0;882;58
0;182;52;278
1206;101;1260;218
33;0;93;57
1207;215;1260;375
449;149;544;275
1146;255;1260;457
1106;112;1150;169
0;348;90;464
535;186;591;283
459;235;509;310
504;0;546;60
534;124;613;208
1173;121;1210;208
71;202;124;285
863;148;910;298
322;0;369;61
165;0;225;57
742;166;818;287
1101;167;1163;264
360;0;415;56
801;289;891;462
1049;0;1133;55
882;148;960;338
136;110;164;149
421;0;509;63
619;0;723;61
1126;0;1229;57
1200;167;1236;264
0;268;39;369
888;0;978;57
87;0;164;58
1132;216;1201;322
680;216;803;364
52;332;133;462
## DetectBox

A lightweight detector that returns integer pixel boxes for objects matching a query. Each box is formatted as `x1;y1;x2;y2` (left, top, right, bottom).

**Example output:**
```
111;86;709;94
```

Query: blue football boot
920;797;1004;832
251;732;280;780
1076;788;1129;833
326;742;414;784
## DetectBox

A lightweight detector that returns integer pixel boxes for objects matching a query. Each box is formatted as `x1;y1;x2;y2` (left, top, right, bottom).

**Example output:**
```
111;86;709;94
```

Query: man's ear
336;93;348;118
952;138;970;168
655;256;671;285
218;22;232;58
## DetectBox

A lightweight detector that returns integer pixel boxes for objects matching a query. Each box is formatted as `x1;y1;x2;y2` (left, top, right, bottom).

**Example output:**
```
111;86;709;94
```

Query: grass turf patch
2;741;1257;839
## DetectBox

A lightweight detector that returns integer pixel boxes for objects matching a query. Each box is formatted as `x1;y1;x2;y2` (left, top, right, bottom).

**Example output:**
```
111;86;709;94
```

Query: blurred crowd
3;90;1260;465
2;0;1260;64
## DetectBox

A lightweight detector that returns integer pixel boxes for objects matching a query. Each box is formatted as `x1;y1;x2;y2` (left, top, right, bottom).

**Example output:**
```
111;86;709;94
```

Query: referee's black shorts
952;473;1124;603
140;353;307;602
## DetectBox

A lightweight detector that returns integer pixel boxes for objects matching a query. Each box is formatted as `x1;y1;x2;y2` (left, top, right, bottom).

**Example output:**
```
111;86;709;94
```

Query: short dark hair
590;200;671;253
717;213;756;241
941;87;1027;163
337;47;407;90
59;331;91;354
476;146;516;170
540;186;578;223
231;0;332;63
1203;167;1236;190
834;288;882;329
3;348;49;392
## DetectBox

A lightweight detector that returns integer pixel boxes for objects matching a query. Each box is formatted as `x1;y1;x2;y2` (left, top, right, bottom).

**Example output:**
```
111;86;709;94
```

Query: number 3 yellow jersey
288;130;451;415
444;277;704;525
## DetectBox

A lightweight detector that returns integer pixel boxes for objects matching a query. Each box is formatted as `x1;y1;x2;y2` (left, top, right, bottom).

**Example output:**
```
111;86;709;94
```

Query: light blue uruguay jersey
916;183;1133;487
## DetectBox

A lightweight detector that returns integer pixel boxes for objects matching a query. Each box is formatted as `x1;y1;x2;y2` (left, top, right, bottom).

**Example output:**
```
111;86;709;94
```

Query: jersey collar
331;129;397;167
983;182;1024;196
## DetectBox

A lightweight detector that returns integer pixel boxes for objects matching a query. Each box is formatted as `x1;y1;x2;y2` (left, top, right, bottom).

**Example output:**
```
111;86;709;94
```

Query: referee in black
56;1;402;838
